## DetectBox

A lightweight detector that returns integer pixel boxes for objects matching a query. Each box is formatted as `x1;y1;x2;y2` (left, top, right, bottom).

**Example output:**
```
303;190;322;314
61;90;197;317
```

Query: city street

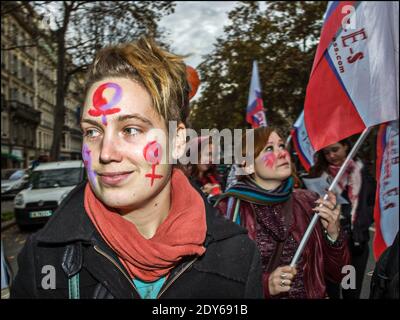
1;196;377;298
1;200;14;215
2;224;32;278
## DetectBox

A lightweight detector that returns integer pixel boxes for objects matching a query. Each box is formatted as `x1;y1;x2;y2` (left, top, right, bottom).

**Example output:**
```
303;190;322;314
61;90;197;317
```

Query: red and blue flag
246;61;267;128
304;1;399;151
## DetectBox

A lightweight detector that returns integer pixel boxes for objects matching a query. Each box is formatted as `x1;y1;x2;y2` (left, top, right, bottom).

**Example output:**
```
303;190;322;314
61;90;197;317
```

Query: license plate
29;210;53;218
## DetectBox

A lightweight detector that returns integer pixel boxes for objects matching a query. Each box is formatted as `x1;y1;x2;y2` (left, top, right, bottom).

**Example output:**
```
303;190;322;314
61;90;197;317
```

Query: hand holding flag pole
290;126;372;267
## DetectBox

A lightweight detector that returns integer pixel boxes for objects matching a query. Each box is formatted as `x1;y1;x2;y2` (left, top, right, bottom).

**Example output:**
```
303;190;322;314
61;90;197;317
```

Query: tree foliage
189;1;327;134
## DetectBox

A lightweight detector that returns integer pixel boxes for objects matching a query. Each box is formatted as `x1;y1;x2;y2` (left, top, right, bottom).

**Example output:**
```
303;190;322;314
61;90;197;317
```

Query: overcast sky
158;1;239;68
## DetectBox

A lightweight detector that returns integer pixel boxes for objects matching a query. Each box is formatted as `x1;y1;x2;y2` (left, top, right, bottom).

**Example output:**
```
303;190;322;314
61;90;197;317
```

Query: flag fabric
304;1;399;151
373;120;399;260
246;60;267;128
290;111;315;171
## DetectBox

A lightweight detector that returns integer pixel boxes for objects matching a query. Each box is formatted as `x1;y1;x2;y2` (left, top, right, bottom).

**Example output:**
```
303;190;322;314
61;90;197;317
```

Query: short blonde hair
84;37;190;125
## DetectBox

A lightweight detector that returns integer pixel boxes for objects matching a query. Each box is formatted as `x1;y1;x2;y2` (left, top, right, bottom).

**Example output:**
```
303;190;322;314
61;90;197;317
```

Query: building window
10;88;19;101
37;131;41;149
29;128;34;146
1;48;6;69
27;67;33;85
14;122;19;144
21;92;27;104
62;133;66;149
1;113;8;137
19;62;25;80
9;23;15;38
20;125;25;145
11;54;17;75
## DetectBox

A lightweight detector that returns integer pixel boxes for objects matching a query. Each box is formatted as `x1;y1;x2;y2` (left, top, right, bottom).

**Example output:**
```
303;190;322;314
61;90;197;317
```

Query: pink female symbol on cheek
261;153;276;169
143;141;163;187
82;144;97;187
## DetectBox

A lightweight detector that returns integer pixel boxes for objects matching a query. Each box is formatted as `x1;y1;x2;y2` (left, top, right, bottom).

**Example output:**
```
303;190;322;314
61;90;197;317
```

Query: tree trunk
50;30;66;161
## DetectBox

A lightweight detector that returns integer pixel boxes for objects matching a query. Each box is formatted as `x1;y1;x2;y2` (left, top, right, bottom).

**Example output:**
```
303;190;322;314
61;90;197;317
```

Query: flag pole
285;135;292;149
290;126;373;267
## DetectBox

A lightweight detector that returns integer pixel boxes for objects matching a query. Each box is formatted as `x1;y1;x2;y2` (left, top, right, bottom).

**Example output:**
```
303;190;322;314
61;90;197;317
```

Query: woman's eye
279;144;286;150
84;129;100;138
265;146;273;152
124;127;141;136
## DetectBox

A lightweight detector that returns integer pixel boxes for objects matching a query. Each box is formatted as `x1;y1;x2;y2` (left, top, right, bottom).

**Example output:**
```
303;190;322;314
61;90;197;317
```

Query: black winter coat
10;182;263;299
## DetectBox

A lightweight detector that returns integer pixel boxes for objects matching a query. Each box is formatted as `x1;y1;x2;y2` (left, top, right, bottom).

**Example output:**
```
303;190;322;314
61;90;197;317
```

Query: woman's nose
326;152;336;161
277;150;286;159
99;136;122;164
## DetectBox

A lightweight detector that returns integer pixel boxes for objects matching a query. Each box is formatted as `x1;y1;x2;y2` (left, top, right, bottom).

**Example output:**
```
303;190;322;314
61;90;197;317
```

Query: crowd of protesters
9;37;398;300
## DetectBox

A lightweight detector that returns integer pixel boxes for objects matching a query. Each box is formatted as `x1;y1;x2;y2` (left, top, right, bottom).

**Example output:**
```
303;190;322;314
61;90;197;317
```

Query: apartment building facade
1;3;83;169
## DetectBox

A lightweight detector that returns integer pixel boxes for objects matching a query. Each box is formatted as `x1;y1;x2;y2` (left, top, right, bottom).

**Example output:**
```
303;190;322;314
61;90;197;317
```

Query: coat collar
36;180;247;245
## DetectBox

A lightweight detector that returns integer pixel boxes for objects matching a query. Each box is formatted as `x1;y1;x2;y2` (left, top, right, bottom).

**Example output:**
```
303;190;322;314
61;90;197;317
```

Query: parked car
1;169;30;199
14;160;85;231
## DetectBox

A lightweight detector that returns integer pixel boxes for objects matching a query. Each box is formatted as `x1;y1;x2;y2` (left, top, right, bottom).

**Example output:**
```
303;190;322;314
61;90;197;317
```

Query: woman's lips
277;162;289;168
97;172;133;186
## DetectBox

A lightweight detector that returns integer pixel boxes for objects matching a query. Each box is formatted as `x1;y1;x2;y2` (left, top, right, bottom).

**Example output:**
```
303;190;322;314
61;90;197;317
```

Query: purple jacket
217;189;350;298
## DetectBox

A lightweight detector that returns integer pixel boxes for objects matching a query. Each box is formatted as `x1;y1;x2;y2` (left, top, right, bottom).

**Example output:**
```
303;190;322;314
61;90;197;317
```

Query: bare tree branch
1;44;38;51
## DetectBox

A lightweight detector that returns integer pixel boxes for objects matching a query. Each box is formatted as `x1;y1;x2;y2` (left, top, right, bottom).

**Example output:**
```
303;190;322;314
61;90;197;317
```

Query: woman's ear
172;123;187;160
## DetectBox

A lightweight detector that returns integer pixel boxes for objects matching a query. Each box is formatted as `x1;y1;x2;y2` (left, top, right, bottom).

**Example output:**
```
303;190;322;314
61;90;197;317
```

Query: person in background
370;232;399;299
307;138;376;299
216;127;350;299
1;241;12;299
184;136;225;199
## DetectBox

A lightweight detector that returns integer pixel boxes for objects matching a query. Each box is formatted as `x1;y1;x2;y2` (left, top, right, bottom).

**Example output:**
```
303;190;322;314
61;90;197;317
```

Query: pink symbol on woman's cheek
262;153;276;169
82;144;97;187
143;141;163;187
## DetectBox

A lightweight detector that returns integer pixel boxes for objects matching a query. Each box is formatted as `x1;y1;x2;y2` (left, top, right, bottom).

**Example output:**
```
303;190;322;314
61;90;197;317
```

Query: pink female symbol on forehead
89;82;122;125
143;141;163;186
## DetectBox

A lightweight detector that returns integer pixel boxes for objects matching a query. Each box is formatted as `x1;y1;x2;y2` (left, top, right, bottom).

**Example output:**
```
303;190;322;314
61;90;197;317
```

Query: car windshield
1;169;23;180
9;170;25;180
30;168;84;189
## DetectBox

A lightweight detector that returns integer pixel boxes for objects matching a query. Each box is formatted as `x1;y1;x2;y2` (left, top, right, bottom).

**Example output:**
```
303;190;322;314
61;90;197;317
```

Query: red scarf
84;169;207;282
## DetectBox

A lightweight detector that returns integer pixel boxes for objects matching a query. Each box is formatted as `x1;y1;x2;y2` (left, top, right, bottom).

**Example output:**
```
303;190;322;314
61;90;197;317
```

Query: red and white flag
304;1;399;151
246;61;267;128
373;120;399;260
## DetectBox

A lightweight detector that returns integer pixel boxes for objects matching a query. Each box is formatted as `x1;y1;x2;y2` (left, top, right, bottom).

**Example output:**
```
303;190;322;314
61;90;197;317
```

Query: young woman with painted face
216;127;350;299
11;38;263;299
307;139;376;299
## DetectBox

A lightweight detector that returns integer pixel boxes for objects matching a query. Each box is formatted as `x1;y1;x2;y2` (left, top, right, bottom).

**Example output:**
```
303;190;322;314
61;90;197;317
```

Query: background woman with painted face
216;127;350;299
183;136;224;200
11;37;263;299
307;139;376;299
